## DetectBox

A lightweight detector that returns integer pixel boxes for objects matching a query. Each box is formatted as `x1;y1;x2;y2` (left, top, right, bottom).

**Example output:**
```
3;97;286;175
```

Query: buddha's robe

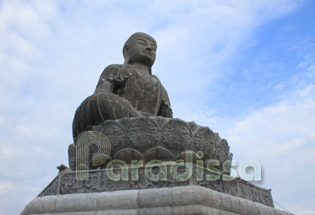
72;64;173;138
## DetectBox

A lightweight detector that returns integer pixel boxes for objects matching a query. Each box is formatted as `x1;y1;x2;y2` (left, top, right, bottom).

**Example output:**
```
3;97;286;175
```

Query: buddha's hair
122;32;157;59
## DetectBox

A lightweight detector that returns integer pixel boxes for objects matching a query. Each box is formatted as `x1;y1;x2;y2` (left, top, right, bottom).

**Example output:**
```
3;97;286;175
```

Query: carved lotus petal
217;138;229;152
144;146;174;162
175;150;198;163
113;148;143;163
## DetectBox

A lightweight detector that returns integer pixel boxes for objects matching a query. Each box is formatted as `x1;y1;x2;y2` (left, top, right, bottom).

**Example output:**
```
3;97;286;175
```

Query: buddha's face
125;35;157;67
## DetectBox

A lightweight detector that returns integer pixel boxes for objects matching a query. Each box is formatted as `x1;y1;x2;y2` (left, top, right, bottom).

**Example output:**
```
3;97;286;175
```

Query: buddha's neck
130;62;151;75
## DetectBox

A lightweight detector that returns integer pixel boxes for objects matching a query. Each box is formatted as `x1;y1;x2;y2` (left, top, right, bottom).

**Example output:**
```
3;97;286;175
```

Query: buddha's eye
151;45;156;51
136;39;147;46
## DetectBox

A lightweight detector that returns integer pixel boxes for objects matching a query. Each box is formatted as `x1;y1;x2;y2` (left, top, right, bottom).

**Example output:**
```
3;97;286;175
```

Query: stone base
37;165;274;207
21;185;292;215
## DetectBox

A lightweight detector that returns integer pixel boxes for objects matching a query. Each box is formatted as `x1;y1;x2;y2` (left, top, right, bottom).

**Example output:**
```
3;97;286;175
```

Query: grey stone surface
72;32;172;139
38;164;273;207
22;185;293;215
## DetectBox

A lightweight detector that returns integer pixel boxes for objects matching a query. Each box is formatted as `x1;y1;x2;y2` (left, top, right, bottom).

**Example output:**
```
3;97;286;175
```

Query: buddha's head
123;32;157;68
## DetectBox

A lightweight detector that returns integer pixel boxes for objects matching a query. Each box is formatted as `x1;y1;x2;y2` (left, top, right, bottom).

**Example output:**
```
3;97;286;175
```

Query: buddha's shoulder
101;64;135;80
104;64;136;72
101;64;122;76
103;64;124;71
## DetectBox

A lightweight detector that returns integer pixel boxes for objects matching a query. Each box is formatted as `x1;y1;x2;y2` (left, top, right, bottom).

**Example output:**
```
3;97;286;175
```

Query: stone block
21;185;293;215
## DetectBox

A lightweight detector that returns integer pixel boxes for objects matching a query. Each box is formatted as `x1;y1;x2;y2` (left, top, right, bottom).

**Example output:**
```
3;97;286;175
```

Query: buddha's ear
125;44;129;51
123;44;130;64
124;55;130;65
124;44;129;53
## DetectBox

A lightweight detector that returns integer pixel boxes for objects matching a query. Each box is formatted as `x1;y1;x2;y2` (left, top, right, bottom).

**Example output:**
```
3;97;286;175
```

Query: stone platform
38;164;273;207
21;185;292;215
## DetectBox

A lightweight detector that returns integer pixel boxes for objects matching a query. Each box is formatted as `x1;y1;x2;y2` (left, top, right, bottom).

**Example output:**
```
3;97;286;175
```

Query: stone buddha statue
23;34;279;215
72;32;173;138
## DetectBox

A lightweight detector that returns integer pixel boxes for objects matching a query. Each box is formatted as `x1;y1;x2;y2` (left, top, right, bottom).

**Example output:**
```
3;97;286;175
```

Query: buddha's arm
158;85;173;118
94;65;117;94
94;65;142;118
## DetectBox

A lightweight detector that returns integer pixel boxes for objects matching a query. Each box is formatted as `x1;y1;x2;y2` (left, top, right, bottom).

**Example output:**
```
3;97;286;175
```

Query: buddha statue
72;32;173;138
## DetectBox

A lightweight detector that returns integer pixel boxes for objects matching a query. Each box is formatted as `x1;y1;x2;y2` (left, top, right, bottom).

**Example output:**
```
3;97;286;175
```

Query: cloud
296;210;315;215
221;84;315;213
0;181;36;195
176;51;315;213
227;84;315;158
0;181;39;215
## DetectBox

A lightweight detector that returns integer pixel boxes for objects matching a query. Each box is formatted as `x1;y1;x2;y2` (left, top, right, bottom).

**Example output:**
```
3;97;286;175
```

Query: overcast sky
0;0;315;214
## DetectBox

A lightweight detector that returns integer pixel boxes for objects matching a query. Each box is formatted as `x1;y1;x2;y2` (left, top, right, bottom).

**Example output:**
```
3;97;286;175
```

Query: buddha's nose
145;47;152;52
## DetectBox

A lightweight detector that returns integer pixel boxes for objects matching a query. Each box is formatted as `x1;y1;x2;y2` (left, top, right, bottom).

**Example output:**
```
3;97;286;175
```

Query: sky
0;0;314;214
